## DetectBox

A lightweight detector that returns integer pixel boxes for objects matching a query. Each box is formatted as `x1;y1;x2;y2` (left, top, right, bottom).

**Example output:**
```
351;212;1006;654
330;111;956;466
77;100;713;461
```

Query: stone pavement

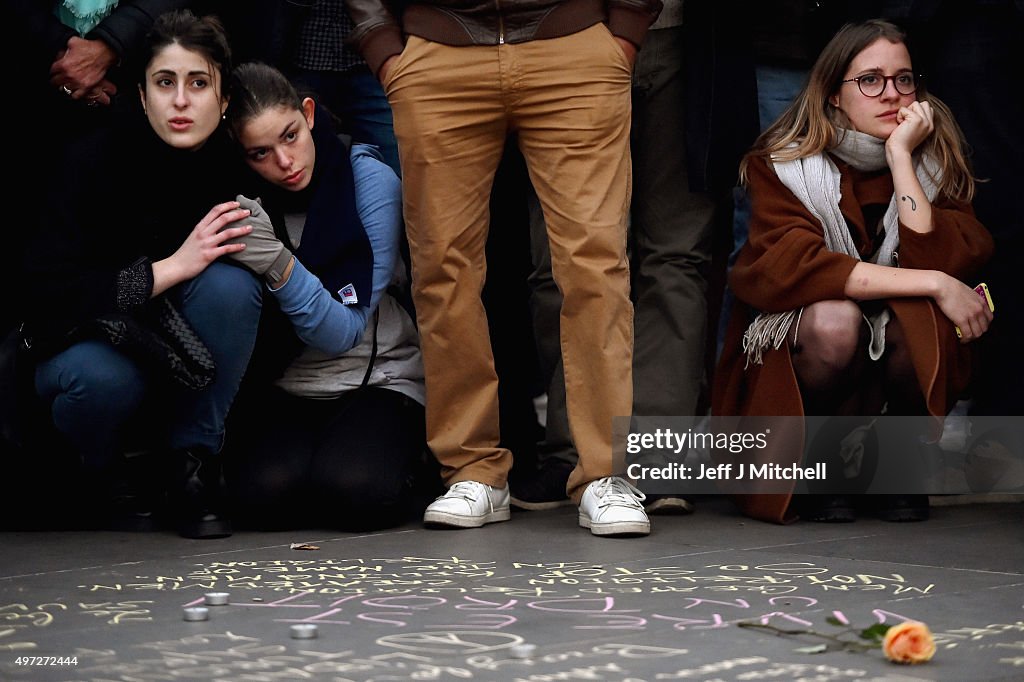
1;497;1021;681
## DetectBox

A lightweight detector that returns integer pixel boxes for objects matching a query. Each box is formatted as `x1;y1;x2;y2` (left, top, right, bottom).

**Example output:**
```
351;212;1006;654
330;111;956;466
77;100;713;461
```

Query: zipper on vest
495;0;506;44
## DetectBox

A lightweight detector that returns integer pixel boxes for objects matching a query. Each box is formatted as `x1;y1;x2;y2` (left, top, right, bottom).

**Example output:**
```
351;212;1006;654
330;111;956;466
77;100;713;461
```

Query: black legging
226;386;425;531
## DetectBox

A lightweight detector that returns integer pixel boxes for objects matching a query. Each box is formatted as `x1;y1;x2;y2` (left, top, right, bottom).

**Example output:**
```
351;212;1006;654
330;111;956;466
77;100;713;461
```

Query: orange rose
883;621;935;664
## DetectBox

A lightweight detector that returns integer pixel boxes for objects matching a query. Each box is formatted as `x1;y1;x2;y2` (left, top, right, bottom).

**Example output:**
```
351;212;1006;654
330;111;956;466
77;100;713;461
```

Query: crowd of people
3;0;1019;538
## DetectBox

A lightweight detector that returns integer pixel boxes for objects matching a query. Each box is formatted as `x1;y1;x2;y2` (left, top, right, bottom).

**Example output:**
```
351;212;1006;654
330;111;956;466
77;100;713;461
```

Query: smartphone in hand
955;283;994;338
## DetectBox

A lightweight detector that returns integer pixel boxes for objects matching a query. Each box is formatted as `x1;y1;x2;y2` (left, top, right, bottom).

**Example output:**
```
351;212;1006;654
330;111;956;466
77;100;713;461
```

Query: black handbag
82;296;217;391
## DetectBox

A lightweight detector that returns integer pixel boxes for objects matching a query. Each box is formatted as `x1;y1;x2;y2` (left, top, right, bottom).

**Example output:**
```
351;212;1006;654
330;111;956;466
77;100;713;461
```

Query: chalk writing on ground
0;601;152;652
4;631;889;682
76;558;936;598
3;556;1017;680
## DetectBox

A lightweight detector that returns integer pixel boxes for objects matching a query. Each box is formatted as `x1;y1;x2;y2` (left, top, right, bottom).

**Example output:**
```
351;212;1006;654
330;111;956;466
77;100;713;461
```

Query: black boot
103;481;160;532
799;494;856;523
173;449;232;539
83;454;162;532
877;495;929;522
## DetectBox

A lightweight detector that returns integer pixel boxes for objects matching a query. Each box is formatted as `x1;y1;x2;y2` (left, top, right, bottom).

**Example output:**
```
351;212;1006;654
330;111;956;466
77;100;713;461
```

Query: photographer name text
627;462;827;481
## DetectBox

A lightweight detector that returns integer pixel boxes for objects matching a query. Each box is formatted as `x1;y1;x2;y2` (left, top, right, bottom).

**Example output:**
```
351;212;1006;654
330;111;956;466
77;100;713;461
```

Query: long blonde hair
740;19;974;202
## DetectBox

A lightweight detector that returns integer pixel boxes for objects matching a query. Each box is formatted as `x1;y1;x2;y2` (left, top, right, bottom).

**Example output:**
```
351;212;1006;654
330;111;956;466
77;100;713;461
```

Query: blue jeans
289;66;401;176
35;263;262;470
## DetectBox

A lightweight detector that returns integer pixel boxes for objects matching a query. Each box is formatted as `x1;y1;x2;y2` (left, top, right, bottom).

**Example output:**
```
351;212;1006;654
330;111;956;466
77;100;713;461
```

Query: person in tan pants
345;0;662;536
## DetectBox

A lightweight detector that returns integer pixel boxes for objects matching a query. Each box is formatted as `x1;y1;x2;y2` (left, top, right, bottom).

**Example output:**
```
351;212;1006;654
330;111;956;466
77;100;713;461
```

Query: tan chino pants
385;23;634;503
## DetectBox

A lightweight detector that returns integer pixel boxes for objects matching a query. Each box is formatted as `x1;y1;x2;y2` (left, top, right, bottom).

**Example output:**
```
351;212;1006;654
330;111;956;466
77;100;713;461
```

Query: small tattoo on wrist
901;195;918;211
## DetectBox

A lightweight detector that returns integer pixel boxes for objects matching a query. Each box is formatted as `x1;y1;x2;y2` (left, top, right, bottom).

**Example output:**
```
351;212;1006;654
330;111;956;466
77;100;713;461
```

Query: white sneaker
578;477;650;536
423;481;511;528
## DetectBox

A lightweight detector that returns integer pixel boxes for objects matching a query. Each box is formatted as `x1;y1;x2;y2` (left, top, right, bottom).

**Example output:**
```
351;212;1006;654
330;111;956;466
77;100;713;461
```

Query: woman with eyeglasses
714;20;994;524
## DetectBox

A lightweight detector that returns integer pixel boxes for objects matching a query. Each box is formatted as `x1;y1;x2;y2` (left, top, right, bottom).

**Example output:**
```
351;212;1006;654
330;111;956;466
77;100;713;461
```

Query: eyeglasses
841;72;919;97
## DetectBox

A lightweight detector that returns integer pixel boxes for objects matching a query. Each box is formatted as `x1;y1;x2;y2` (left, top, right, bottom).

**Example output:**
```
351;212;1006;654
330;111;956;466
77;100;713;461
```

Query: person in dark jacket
24;10;261;539
13;0;197;108
345;0;663;536
6;0;197;332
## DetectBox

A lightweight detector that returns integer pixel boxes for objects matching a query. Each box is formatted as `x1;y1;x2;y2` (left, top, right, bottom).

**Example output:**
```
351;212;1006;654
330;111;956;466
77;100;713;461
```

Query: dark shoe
104;489;160;532
510;458;575;510
877;495;929;522
643;494;694;515
173;449;232;539
88;454;162;532
800;495;856;523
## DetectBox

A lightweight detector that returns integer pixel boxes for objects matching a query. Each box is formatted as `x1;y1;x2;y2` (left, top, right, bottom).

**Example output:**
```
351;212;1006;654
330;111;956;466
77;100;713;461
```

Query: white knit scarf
741;129;942;368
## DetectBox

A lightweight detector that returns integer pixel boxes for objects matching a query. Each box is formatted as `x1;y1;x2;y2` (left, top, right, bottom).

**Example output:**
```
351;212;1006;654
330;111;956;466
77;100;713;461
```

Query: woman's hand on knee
171;202;253;281
934;274;993;343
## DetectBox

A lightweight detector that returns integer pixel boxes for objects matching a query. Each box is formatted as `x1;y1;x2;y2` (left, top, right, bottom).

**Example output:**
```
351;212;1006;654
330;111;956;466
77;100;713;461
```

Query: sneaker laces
592;477;646;510
442;481;494;510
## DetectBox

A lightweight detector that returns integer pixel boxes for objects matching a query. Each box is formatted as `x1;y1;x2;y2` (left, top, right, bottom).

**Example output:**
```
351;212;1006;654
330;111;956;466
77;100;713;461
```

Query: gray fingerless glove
225;194;292;283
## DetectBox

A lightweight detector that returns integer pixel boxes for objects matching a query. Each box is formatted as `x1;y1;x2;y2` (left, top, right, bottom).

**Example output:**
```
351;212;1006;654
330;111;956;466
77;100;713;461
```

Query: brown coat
713;155;994;523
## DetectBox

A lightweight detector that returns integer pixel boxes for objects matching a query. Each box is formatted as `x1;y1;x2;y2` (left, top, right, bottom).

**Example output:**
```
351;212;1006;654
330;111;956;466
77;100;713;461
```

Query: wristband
265;250;293;285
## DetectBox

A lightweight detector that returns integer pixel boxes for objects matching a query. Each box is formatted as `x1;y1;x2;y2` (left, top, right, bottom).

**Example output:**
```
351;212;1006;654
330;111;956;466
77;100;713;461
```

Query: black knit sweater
24;114;246;355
